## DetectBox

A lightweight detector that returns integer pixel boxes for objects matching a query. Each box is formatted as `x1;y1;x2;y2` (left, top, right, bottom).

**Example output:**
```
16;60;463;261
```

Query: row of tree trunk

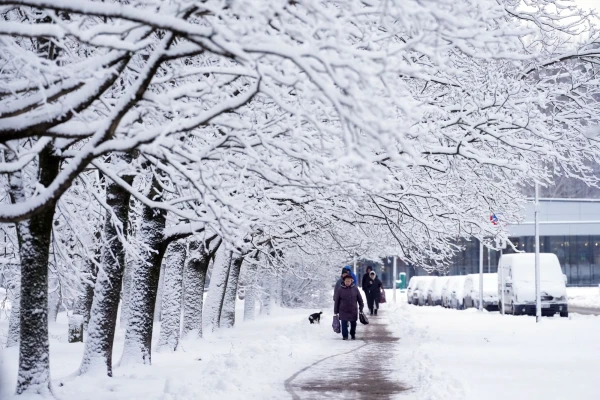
6;151;283;396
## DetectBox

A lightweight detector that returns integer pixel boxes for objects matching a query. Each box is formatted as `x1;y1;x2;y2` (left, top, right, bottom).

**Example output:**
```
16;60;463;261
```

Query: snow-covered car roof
501;253;564;283
465;273;498;296
448;275;468;298
415;276;436;290
432;276;451;297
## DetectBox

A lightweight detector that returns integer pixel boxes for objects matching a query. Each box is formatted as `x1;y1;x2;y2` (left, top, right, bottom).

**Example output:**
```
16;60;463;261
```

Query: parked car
427;276;449;306
448;275;468;310
406;276;421;305
498;253;568;317
441;276;454;308
416;277;436;306
463;273;498;310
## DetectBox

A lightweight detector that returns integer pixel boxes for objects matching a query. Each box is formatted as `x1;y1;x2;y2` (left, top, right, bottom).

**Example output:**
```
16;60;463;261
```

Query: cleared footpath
285;310;408;400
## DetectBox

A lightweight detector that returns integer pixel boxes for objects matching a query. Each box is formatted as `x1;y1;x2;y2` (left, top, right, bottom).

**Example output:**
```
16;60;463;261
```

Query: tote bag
332;315;341;333
359;311;369;325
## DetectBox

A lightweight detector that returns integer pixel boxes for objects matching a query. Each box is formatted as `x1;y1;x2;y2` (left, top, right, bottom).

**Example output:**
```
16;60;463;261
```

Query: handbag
379;289;387;304
332;315;341;333
359;311;369;325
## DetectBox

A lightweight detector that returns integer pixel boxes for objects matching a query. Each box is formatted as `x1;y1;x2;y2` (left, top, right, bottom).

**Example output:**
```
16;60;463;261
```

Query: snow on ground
3;291;600;400
388;294;600;400
0;301;346;400
567;286;600;308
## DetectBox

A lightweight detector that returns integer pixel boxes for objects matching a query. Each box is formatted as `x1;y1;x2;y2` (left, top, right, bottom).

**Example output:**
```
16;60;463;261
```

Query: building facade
447;199;600;286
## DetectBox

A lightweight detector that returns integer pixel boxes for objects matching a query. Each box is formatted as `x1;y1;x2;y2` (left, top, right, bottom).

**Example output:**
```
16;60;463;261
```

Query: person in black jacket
366;271;383;315
361;266;373;311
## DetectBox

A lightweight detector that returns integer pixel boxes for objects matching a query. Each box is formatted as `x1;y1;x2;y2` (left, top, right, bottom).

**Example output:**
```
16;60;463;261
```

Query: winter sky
576;0;597;12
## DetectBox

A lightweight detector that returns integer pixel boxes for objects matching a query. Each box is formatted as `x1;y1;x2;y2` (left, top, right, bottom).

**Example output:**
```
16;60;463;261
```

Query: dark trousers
341;320;357;338
367;296;380;312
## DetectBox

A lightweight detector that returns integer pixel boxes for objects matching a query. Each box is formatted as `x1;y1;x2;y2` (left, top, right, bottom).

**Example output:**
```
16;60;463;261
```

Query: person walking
334;274;364;340
333;266;357;299
344;265;358;287
361;266;373;291
333;268;349;300
366;271;383;316
361;266;373;313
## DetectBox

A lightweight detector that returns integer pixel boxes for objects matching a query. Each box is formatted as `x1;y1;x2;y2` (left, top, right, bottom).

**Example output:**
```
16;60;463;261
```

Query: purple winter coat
334;284;364;322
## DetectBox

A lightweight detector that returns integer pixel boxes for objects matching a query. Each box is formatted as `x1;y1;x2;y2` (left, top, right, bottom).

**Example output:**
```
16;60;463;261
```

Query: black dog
308;311;322;324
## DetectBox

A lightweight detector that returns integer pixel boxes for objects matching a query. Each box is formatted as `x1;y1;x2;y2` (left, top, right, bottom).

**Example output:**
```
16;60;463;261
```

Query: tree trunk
181;247;208;338
79;153;134;377
203;248;232;333
275;276;283;307
260;277;272;316
15;144;60;395
157;241;186;352
68;258;97;343
120;258;134;328
6;266;21;347
68;314;84;344
83;261;98;327
120;174;166;366
181;238;220;339
47;276;61;323
220;254;244;329
153;261;167;323
243;262;259;322
5;148;25;349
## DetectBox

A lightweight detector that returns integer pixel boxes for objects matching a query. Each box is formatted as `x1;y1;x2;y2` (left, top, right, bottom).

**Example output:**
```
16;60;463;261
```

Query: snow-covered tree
1;0;600;396
156;241;186;352
182;236;221;338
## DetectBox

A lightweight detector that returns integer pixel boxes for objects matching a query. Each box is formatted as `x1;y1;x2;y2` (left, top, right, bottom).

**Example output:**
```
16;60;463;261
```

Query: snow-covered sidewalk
0;306;349;400
387;299;600;400
3;293;600;400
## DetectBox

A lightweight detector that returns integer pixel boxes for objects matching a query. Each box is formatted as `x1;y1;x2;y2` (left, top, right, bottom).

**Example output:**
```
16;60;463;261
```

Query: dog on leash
308;311;323;324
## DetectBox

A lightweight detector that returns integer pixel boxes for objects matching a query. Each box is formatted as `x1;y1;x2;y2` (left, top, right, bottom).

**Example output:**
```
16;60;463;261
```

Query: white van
498;253;568;317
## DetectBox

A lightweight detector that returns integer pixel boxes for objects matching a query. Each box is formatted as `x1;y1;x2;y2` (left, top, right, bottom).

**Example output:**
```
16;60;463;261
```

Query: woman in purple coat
334;275;365;340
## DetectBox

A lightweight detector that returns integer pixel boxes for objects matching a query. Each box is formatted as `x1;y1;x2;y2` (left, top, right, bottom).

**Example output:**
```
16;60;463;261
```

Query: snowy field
2;291;600;399
567;286;600;308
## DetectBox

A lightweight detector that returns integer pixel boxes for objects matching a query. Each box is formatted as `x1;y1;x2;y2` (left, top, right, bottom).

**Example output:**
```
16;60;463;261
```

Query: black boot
351;335;356;340
374;309;378;316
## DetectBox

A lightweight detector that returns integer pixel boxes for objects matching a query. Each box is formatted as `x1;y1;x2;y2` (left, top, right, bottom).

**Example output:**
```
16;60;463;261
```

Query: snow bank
389;295;600;400
567;286;600;309
0;301;348;400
